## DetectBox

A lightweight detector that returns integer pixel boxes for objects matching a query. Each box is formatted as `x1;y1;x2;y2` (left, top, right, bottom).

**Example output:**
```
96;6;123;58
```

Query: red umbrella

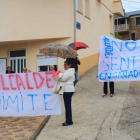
68;42;89;51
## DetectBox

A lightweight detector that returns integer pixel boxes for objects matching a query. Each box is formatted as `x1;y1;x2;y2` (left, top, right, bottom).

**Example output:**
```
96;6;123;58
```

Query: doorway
131;33;135;41
9;50;26;73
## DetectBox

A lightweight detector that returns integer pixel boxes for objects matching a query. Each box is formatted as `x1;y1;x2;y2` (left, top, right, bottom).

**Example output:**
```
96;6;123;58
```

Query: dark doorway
131;33;135;41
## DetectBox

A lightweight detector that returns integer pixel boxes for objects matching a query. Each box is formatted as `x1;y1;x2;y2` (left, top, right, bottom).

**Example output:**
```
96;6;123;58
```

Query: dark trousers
63;92;73;123
74;71;79;86
104;82;114;94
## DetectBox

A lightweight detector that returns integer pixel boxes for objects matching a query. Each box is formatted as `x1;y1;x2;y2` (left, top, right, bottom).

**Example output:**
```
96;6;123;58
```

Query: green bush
115;32;123;40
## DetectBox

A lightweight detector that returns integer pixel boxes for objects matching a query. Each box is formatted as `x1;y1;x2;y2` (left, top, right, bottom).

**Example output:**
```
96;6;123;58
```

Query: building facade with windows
0;0;124;74
115;10;140;41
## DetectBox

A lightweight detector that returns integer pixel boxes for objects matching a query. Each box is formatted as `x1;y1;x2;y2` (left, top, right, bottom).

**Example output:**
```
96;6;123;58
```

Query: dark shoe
62;122;73;126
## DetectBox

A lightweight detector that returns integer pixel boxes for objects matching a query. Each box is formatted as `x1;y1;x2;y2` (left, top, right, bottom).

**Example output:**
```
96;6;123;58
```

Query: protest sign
0;72;61;116
98;36;140;82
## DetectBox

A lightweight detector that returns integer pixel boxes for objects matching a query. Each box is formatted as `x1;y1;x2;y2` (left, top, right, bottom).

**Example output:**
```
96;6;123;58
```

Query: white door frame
9;57;26;73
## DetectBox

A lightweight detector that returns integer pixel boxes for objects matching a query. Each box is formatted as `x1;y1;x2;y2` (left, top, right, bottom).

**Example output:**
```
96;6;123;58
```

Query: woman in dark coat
6;66;14;74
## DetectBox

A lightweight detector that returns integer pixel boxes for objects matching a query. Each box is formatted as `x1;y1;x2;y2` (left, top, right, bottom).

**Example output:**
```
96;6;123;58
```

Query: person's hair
7;66;11;69
64;60;71;66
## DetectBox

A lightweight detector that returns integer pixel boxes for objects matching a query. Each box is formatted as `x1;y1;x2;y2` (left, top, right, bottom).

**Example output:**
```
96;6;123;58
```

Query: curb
29;115;51;140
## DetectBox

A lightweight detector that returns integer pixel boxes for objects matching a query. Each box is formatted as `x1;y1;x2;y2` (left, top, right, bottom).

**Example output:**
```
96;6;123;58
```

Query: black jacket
6;70;15;74
66;58;81;71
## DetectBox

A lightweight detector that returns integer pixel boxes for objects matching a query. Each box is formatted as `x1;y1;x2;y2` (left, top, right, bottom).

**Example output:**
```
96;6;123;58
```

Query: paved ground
117;81;140;140
36;65;140;140
0;116;46;140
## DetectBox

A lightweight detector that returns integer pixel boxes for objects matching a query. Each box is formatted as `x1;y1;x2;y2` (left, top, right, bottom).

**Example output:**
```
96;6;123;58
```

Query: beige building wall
0;37;74;73
0;0;74;73
0;0;124;75
0;0;73;42
75;0;122;75
113;0;124;17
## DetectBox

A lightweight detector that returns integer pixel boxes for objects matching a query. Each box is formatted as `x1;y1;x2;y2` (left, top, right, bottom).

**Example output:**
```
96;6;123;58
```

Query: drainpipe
113;13;115;38
74;0;76;42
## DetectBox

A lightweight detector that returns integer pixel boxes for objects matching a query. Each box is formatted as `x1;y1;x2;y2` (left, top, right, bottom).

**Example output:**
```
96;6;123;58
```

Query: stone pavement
36;65;140;140
0;116;46;140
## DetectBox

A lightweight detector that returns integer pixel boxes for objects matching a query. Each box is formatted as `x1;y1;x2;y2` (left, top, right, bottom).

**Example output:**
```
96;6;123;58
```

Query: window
85;0;90;18
10;50;25;57
76;0;79;11
85;0;87;16
39;65;57;72
76;0;83;13
38;56;57;72
9;50;26;73
110;14;113;34
136;17;140;26
131;33;135;41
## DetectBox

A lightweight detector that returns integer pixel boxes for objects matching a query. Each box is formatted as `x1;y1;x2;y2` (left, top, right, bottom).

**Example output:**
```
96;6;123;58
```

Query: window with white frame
76;0;79;11
9;50;26;73
76;0;83;13
38;56;57;72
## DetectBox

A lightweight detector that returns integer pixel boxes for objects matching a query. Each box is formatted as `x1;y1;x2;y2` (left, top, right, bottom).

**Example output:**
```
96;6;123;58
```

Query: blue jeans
74;71;79;86
63;92;74;123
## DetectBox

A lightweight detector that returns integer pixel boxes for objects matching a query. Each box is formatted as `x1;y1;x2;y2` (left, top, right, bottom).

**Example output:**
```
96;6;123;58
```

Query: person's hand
77;57;79;60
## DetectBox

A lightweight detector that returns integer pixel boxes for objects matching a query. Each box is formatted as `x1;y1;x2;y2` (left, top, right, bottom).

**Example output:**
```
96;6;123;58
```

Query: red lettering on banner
25;73;34;89
33;72;44;89
45;72;54;88
9;74;16;90
16;74;26;90
1;75;9;90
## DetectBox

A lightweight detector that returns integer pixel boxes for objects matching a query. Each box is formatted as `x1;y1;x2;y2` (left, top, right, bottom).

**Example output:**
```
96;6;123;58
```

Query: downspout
113;13;115;38
74;0;76;42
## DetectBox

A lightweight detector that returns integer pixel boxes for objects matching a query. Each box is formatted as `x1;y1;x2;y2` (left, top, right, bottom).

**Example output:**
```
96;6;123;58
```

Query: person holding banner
6;66;14;74
103;82;114;97
23;68;28;73
50;65;55;71
51;60;75;126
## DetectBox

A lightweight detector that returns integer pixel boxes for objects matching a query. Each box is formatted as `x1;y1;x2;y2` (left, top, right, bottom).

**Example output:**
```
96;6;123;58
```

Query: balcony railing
115;24;129;31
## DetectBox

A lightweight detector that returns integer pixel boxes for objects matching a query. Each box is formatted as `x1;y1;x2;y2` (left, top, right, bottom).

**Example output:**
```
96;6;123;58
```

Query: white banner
98;36;140;82
0;72;61;116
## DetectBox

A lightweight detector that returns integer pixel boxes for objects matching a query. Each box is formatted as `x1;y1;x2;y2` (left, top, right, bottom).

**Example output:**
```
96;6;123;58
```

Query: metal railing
115;24;129;31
